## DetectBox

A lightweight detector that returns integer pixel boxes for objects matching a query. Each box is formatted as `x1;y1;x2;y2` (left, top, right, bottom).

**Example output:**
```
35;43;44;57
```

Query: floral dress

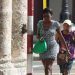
37;20;60;59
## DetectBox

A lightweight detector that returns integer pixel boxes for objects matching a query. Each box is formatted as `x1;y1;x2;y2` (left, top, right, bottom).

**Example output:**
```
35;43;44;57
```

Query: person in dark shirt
57;19;75;75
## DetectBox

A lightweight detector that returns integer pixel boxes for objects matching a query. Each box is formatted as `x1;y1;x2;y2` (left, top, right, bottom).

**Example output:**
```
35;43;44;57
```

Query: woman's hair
43;8;53;16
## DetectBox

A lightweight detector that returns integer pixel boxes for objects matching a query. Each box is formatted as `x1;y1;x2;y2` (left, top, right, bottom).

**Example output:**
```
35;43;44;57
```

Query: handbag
33;21;47;54
57;50;70;65
32;39;47;54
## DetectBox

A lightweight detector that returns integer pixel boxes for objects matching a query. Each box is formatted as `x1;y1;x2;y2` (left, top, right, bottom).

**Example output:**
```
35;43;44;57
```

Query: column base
12;54;27;62
0;61;19;75
12;56;27;75
0;54;26;75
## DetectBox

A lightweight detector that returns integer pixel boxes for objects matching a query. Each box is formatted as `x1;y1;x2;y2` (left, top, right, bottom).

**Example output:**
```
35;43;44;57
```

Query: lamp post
60;0;70;22
72;0;75;23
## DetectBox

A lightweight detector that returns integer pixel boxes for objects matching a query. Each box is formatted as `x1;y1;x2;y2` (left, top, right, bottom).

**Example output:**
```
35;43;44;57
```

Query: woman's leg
42;58;55;75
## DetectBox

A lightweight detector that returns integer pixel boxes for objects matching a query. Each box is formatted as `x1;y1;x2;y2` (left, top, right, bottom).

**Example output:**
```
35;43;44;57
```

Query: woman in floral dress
37;8;69;75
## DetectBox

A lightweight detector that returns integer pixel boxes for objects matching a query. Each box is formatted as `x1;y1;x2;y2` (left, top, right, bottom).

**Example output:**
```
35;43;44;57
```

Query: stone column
12;0;27;61
0;0;18;75
0;0;12;60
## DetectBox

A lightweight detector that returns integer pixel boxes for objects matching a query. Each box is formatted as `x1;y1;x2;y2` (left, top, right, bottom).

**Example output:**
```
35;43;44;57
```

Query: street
32;55;75;75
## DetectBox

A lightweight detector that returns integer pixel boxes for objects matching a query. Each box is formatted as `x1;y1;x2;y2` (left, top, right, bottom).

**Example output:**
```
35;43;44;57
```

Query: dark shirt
60;31;75;60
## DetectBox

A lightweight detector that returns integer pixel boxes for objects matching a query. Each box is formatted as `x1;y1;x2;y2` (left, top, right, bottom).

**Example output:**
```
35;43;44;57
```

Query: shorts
59;60;73;73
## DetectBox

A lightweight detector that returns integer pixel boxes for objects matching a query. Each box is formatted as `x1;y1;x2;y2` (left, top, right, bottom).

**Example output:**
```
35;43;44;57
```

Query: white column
12;0;27;61
0;0;12;62
0;0;18;75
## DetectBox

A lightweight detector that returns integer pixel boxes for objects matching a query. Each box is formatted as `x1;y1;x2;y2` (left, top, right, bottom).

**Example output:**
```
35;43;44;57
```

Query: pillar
43;0;47;9
43;0;49;9
72;0;75;23
60;0;70;22
0;0;18;75
27;0;34;75
12;0;27;61
34;0;43;34
0;0;12;60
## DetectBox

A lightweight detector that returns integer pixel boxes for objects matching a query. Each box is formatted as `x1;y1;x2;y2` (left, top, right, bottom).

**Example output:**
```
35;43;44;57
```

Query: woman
57;19;75;75
37;8;69;75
